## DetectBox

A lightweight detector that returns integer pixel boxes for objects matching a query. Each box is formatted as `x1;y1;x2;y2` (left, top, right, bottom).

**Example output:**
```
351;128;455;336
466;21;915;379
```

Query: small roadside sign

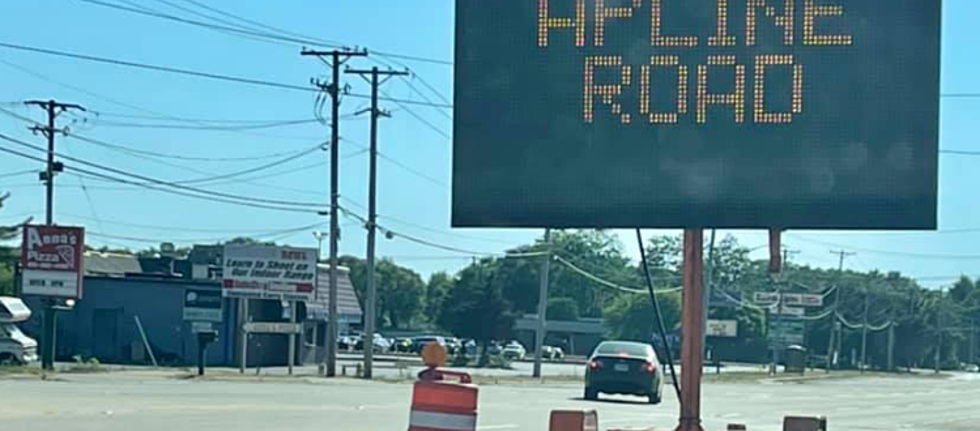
183;288;223;322
769;318;806;347
243;322;301;334
21;225;85;299
754;292;824;308
706;320;738;338
773;305;805;317
753;292;779;306
191;321;214;333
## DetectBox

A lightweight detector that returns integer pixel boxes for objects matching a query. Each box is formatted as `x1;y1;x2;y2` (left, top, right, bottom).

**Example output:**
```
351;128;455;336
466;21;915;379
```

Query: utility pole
702;229;717;363
346;66;408;380
26;99;84;372
302;48;368;378
936;287;944;374
26;100;85;225
533;229;552;378
887;322;895;372
769;247;798;375
860;293;869;373
970;320;977;368
827;250;855;372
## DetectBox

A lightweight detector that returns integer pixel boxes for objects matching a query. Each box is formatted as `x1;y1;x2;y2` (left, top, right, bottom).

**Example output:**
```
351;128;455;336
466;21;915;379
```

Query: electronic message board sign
452;0;940;229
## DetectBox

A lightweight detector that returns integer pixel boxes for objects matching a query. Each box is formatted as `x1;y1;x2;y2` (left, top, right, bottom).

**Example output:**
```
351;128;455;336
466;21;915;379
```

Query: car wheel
648;392;662;404
584;387;599;401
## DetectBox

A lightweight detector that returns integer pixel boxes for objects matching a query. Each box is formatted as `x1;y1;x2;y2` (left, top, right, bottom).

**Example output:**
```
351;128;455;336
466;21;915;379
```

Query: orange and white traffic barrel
408;342;479;431
408;380;479;431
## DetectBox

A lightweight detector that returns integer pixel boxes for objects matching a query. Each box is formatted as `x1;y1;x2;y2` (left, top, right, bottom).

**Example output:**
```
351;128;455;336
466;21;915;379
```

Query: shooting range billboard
222;245;317;302
452;0;940;229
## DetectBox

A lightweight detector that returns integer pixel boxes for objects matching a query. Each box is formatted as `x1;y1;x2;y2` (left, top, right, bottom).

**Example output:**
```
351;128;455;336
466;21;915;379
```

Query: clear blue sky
0;1;977;287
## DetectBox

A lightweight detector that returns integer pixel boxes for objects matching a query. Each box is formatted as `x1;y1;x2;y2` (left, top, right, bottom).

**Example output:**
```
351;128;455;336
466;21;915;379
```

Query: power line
381;89;451;140
77;118;322;131
59;211;317;234
0;133;327;211
82;0;453;67
176;0;347;48
75;0;340;49
789;234;980;260
0;41;452;109
341;137;448;188
85;221;325;245
0;58;328;142
62;132;330;193
0;143;280;209
69;132;325;163
0;169;36;180
941;149;980;157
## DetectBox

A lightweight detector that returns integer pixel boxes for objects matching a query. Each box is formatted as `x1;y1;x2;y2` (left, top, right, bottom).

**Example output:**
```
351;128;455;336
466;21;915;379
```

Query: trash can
784;345;806;374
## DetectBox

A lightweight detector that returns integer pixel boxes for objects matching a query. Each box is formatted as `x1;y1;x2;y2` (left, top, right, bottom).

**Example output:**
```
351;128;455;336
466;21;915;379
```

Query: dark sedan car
585;341;664;404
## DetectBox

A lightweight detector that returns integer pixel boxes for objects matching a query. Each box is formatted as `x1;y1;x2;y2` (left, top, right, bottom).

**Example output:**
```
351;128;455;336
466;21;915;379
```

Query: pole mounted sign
20;225;84;299
452;0;940;229
183;288;223;323
221;245;317;302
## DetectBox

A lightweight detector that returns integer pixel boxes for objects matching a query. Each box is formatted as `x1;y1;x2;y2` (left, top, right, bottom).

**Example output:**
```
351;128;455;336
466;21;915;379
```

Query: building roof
84;252;142;277
307;264;363;322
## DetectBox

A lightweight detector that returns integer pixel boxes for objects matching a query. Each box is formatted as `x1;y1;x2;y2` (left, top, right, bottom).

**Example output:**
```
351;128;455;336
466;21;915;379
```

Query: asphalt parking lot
2;368;979;431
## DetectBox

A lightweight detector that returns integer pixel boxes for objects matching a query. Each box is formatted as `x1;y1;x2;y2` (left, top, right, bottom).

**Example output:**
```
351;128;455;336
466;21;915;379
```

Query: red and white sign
222;245;317;301
21;225;84;298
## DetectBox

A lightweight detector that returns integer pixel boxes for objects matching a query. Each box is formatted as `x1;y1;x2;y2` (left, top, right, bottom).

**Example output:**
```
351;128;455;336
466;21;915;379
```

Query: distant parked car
392;337;414;353
338;335;356;351
501;341;527;361
585;341;664;404
542;345;565;361
356;334;392;353
463;339;478;356
412;336;446;354
444;337;463;355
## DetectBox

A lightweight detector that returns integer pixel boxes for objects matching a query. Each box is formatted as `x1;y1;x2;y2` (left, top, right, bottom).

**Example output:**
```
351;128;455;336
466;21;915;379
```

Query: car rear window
595;342;651;358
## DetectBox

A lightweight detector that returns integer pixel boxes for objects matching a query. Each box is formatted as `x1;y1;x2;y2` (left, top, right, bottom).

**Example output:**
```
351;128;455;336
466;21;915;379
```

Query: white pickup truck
0;296;39;365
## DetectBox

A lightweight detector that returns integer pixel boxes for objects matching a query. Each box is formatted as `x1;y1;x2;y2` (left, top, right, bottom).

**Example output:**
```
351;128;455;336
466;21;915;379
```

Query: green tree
547;297;580;321
338;256;425;329
491;230;637;318
426;272;454;323
0;193;18;296
603;291;681;342
438;259;515;364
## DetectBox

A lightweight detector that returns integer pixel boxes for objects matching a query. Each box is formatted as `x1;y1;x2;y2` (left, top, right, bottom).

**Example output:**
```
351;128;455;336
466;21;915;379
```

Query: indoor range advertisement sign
221;245;317;301
20;225;85;299
452;0;940;229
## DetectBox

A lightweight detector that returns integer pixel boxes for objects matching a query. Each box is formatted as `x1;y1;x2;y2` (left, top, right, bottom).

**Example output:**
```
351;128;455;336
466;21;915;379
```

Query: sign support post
533;228;551;379
288;301;296;376
678;229;705;431
239;298;248;374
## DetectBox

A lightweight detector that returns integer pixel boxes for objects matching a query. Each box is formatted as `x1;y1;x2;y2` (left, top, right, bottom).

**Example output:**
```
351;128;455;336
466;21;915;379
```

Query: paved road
1;371;978;431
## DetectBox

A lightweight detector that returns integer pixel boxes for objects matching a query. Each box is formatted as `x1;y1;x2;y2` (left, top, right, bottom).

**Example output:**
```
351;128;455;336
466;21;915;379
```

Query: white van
0;296;39;365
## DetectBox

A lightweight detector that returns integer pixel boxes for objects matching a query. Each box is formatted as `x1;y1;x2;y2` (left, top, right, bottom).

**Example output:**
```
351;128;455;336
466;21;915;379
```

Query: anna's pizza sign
21;225;85;299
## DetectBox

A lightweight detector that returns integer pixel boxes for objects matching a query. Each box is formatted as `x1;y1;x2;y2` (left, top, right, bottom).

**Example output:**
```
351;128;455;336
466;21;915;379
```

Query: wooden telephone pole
302;48;368;377
25;99;84;372
345;66;408;379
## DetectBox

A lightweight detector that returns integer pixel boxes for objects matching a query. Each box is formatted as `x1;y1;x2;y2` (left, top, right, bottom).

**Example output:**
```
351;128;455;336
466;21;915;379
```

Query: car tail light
644;362;657;373
589;359;603;370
